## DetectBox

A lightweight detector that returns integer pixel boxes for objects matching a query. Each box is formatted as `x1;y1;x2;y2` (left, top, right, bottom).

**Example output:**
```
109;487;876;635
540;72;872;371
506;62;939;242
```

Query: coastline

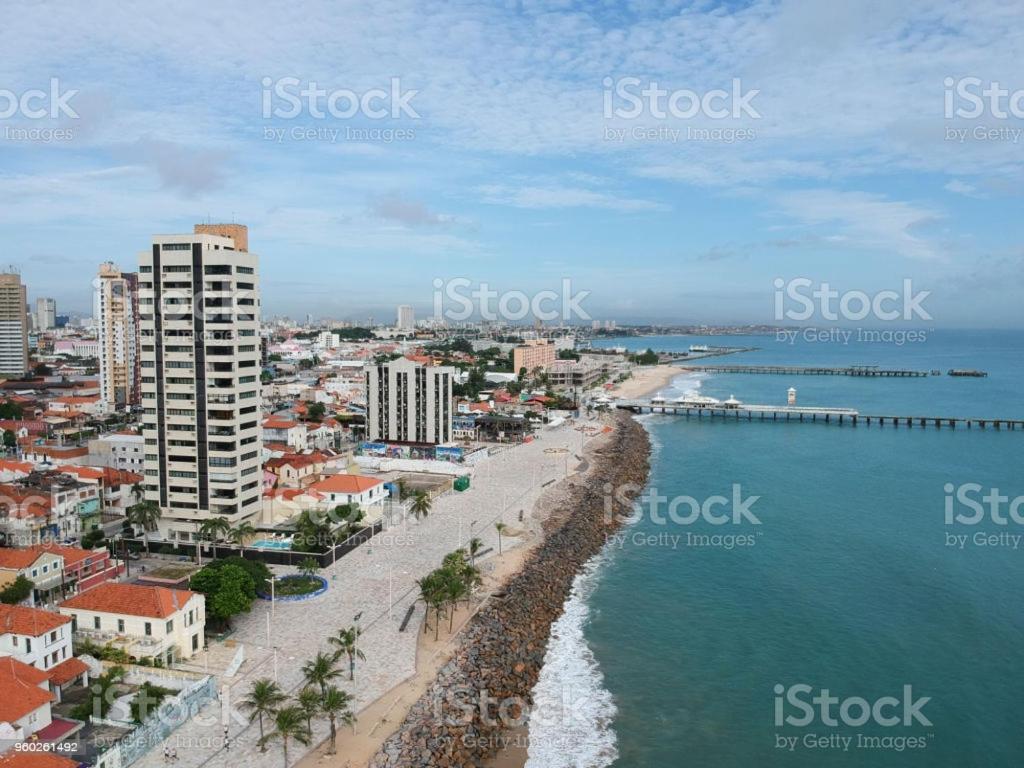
366;413;651;767
605;364;684;399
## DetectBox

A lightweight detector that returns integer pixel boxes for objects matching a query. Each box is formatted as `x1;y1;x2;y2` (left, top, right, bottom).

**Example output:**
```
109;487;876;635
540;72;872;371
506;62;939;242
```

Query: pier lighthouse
788;387;797;405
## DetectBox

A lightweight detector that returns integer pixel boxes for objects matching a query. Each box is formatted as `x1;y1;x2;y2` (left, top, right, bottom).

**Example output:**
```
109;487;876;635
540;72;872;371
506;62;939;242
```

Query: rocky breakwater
371;413;651;767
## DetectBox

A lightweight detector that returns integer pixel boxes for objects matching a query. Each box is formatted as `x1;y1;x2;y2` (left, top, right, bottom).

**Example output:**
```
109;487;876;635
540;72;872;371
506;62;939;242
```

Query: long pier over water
675;364;929;377
617;399;1024;431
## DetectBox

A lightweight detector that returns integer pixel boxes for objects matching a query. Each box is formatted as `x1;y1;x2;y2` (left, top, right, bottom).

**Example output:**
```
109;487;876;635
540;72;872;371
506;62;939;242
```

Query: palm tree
126;500;161;554
495;522;507;555
198;516;231;543
260;705;310;768
239;678;286;752
468;537;483;567
410;490;431;520
441;567;468;633
298;557;320;580
296;686;321;735
228;521;256;548
328;625;365;681
417;571;447;641
320;686;355;754
130;482;144;503
302;651;343;696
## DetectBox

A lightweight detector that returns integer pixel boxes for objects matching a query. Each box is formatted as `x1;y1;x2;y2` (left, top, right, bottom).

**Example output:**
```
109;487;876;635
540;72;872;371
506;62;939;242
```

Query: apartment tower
364;357;454;444
35;298;57;331
0;271;29;378
95;262;141;412
138;224;262;541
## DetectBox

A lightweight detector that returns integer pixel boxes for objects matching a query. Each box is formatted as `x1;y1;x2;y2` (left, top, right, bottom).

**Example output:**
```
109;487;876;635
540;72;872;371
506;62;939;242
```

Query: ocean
525;330;1024;767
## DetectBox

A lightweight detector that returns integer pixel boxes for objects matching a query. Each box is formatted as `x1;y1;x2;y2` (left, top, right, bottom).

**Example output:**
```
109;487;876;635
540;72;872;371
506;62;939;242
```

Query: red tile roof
263;418;299;430
60;583;198;619
311;474;383;494
0;751;78;768
0;604;71;637
0;547;49;569
46;656;89;686
0;656;53;723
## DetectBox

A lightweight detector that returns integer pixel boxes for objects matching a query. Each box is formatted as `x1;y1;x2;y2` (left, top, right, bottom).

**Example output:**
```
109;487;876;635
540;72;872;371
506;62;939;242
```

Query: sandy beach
606;364;684;399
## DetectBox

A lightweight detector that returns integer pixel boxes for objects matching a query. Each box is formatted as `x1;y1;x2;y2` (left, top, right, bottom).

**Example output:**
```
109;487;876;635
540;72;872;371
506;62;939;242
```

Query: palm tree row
241;653;356;765
416;547;482;640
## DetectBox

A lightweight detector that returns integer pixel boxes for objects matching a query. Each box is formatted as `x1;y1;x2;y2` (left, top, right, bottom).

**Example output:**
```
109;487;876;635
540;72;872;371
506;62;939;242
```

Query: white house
262;417;307;451
59;583;205;666
0;656;54;740
310;474;386;507
0;604;88;702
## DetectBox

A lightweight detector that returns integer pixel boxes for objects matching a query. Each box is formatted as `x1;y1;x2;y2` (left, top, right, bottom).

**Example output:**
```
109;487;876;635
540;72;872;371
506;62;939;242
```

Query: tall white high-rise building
138;224;263;540
95;262;140;412
0;271;29;378
35;297;56;331
396;304;415;330
364;357;454;444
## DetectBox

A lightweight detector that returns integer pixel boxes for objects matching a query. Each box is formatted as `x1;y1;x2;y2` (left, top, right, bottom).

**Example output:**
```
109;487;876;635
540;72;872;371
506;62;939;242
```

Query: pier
673;364;930;377
616;399;1024;431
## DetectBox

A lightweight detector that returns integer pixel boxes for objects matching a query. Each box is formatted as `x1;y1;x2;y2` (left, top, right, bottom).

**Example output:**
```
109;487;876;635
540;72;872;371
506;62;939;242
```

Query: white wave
525;552;618;768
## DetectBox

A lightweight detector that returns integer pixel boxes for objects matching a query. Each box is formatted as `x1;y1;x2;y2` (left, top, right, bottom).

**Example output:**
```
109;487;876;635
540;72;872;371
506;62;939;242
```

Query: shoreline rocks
370;414;651;767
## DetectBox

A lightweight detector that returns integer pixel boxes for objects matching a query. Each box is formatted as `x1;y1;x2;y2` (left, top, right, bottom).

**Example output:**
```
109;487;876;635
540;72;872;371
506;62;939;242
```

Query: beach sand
606;364;684;399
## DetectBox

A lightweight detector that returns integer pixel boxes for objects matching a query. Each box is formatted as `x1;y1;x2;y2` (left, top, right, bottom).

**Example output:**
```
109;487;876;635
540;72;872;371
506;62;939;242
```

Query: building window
166;619;174;633
118;619;125;632
144;622;152;636
93;616;101;630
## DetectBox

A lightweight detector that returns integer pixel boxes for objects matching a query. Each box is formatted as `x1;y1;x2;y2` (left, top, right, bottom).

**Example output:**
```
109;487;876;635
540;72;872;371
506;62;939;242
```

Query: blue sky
2;0;1022;327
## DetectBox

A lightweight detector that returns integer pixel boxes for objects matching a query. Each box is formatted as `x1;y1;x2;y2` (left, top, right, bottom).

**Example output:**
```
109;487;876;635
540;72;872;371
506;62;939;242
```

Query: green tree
298;557;320;580
296;686;321;735
2;431;16;451
294;509;335;554
126;500;161;553
302;651;343;696
206;555;271;590
495;522;507;555
410;490;432;520
468;537;483;567
189;563;255;630
260;704;312;766
228;522;256;548
0;575;34;604
320;686;355;754
0;400;23;419
306;402;326;422
198;516;232;543
328;625;365;681
240;678;287;752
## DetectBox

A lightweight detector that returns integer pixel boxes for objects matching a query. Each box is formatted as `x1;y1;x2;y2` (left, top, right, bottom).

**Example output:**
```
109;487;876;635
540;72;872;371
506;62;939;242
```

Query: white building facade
138;224;263;541
364;357;454;444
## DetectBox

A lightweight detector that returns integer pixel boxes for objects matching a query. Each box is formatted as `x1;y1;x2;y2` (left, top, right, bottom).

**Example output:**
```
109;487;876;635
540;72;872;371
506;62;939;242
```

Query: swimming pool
251;539;292;550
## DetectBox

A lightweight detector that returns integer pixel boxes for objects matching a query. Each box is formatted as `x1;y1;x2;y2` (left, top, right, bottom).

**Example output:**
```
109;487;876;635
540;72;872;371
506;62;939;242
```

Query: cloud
943;179;985;198
775;189;944;261
370;193;454;227
478;183;667;212
115;137;230;196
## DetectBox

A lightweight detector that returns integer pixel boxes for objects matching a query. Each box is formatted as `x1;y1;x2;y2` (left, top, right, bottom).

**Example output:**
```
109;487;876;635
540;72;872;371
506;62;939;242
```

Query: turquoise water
251;538;292;550
535;331;1024;767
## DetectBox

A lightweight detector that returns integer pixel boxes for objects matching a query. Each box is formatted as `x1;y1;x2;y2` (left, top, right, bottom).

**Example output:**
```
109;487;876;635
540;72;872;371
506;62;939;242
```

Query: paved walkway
136;417;604;768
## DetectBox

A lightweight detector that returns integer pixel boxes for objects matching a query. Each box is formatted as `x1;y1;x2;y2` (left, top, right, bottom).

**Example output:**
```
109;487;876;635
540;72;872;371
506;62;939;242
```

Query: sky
2;0;1022;328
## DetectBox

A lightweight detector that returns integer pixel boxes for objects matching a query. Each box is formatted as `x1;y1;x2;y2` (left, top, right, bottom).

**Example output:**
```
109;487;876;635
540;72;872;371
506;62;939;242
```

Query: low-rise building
262;417;307;452
0;656;55;740
59;583;205;665
309;474;386;508
0;603;74;675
